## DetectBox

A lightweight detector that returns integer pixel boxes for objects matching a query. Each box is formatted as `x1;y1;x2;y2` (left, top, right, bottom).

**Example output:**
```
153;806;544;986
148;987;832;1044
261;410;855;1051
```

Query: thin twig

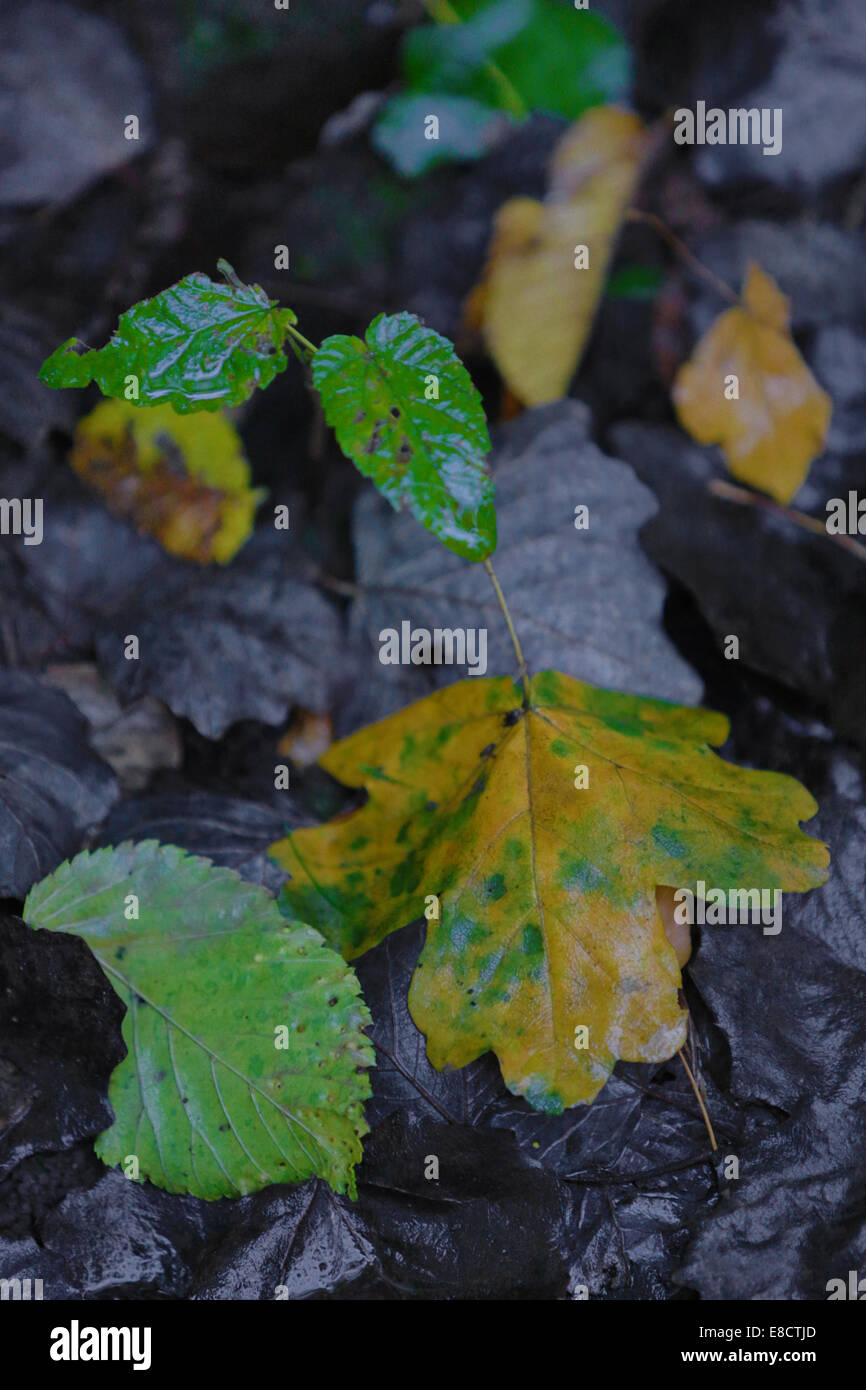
564;1151;717;1187
709;478;866;563
626;208;740;306
677;1047;718;1152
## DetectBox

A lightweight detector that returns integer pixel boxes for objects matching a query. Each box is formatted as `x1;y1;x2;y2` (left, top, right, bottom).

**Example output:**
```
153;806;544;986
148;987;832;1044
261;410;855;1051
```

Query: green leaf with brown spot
271;671;828;1112
39;264;298;413
312;311;496;560
24;842;373;1199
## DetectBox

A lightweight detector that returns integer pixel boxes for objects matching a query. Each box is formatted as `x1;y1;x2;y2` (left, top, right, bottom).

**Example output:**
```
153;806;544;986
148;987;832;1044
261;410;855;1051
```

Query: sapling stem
285;322;319;359
484;558;530;701
418;0;529;120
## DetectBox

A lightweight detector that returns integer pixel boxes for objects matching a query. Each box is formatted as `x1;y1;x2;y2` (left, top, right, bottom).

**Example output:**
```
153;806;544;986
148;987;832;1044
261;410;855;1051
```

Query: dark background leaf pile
0;0;864;1300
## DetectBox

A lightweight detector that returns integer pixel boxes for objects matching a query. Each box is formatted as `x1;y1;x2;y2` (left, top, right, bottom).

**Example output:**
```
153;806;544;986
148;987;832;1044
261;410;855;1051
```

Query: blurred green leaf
405;0;630;122
605;263;666;300
373;93;517;176
312;311;496;560
39;265;298;414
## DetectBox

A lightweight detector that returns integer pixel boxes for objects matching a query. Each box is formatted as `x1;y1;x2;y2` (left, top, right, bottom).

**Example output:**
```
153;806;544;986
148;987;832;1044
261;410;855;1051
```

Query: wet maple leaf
271;670;828;1112
673;262;832;503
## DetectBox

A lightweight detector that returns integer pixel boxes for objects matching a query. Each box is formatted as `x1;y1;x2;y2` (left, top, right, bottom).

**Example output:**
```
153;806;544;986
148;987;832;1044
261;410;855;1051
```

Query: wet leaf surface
313;311;495;560
40;267;298;413
678;752;866;1299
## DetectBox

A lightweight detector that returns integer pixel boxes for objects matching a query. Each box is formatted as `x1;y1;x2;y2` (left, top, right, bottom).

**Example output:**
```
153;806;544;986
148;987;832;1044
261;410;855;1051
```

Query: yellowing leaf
271;670;828;1112
471;106;645;405
672;262;833;503
70;399;265;564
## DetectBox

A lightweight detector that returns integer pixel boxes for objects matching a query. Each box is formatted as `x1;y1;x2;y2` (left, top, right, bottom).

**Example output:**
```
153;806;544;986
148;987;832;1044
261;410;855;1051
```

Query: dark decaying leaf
0;672;119;898
0;1;153;208
38;1170;211;1299
355;1111;572;1300
353;922;506;1130
0;913;125;1180
190;1182;380;1301
678;751;866;1299
0;550;62;670
40;267;297;413
350;917;757;1300
0;303;75;445
341;401;701;731
13;468;346;739
611;422;866;748
94;531;346;739
96;787;297;895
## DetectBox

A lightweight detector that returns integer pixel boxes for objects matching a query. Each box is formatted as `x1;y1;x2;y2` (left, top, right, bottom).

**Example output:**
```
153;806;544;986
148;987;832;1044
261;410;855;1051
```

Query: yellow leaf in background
70;400;265;564
470;106;646;406
672;262;832;504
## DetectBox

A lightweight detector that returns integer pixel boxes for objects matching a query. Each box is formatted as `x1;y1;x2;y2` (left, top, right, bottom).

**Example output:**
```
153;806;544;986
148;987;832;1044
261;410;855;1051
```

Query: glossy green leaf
271;670;829;1113
312;311;496;560
373;93;517;177
24;842;373;1199
403;0;630;123
39;265;298;413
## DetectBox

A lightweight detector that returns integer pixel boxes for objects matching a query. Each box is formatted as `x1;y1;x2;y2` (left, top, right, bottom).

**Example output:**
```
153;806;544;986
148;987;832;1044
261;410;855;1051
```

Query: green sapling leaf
312;310;496;560
39;265;298;413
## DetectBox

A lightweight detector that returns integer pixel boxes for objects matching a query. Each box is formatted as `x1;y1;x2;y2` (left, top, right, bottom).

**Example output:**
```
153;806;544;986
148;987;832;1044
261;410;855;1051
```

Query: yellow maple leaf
70;400;265;564
470;106;646;406
672;262;833;503
272;670;828;1112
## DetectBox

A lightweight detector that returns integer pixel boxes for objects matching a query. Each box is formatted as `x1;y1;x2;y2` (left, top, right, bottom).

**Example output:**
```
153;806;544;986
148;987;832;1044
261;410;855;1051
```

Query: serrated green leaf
373;93;517;177
39;267;298;413
24;841;373;1199
404;0;630;124
312;311;496;560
